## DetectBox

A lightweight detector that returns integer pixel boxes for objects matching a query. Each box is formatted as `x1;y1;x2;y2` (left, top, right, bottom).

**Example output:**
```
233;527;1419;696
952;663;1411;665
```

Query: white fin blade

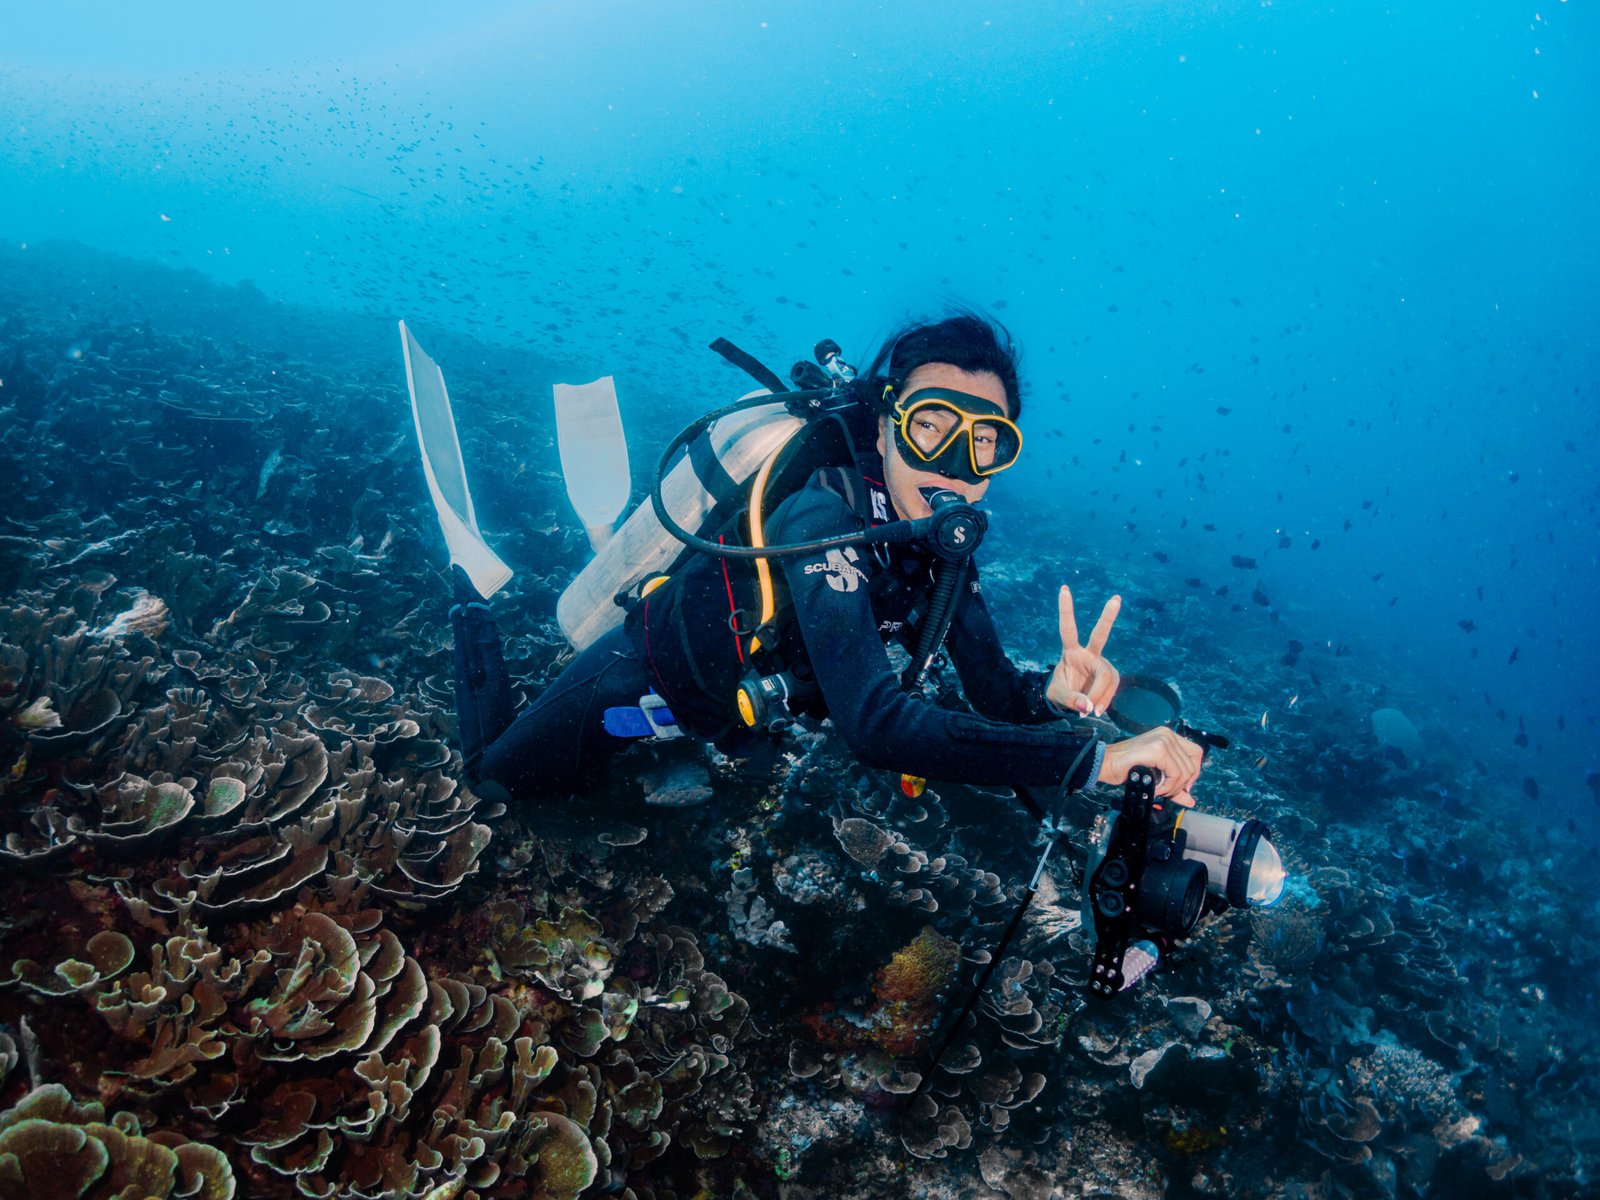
554;375;631;551
399;320;514;598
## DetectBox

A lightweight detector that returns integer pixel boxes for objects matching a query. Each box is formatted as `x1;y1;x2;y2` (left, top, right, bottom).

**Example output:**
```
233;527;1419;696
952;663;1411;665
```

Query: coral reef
0;1083;234;1199
3;245;1598;1199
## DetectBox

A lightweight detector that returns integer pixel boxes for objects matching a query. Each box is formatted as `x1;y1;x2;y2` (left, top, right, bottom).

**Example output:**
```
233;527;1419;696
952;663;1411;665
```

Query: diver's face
877;364;1010;520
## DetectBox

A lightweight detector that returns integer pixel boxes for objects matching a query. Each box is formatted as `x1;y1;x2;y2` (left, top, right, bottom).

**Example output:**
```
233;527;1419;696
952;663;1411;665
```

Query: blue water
3;3;1595;809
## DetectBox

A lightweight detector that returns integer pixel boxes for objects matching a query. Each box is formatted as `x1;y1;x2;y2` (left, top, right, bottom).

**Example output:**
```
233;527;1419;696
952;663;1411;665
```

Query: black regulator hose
906;556;967;691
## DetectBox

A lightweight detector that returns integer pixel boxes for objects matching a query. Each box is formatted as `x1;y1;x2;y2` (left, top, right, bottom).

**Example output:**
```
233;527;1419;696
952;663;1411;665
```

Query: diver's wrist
1082;739;1107;790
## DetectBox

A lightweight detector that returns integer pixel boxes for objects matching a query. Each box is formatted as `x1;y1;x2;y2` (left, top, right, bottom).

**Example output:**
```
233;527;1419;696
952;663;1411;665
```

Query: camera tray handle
1086;766;1162;998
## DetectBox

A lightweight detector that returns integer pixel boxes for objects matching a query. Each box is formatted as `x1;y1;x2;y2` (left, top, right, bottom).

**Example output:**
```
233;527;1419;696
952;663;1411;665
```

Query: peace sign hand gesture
1046;586;1122;717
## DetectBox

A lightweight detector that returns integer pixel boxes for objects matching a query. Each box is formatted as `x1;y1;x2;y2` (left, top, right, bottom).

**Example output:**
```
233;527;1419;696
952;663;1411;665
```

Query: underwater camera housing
1082;686;1286;997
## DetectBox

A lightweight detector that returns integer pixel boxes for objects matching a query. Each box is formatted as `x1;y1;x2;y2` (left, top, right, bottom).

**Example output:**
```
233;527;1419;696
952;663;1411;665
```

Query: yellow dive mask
887;386;1022;483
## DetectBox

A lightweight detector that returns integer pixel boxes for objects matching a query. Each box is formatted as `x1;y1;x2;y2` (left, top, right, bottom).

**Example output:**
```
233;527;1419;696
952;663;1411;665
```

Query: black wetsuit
452;461;1104;802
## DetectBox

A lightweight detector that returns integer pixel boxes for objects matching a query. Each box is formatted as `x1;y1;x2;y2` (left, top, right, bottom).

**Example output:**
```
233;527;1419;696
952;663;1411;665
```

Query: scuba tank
556;337;988;654
557;394;804;651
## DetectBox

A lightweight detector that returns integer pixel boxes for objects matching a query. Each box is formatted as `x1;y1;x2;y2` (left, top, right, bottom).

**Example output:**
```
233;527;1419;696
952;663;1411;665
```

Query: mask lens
905;404;961;459
970;420;1021;472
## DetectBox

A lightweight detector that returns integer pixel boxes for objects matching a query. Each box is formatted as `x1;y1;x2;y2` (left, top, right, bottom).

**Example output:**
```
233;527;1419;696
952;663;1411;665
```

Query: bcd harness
607;338;988;749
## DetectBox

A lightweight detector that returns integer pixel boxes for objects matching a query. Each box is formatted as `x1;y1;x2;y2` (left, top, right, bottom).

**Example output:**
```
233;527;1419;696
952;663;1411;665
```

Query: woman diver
448;311;1206;812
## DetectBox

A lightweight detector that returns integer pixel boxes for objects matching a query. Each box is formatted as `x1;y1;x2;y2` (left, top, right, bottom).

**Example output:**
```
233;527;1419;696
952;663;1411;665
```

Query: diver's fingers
1087;594;1122;656
1083;660;1112;714
1150;730;1203;795
1058;585;1080;652
1174;731;1205;791
1057;688;1094;716
1171;788;1197;809
1088;660;1120;713
1100;728;1207;791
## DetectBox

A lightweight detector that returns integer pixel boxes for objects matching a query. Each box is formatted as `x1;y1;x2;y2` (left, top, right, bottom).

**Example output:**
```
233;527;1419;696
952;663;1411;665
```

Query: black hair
862;309;1023;421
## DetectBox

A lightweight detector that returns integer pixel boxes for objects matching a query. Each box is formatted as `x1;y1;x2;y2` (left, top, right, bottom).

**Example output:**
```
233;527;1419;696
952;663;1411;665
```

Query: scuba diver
444;312;1206;813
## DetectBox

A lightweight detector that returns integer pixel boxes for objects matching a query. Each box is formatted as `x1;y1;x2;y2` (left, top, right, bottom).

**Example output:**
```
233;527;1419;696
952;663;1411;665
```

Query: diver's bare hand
1048;585;1122;716
1097;727;1205;808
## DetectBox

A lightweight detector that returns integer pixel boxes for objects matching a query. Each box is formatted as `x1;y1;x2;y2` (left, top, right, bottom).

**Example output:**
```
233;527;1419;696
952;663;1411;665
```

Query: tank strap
688;428;741;514
709;337;787;394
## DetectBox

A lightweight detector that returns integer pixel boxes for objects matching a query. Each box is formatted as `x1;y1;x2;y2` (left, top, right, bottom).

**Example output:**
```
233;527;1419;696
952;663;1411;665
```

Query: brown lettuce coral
0;1083;235;1199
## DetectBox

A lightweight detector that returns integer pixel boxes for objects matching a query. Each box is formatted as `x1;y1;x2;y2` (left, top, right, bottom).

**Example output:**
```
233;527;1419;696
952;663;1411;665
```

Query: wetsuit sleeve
943;566;1062;726
768;488;1102;791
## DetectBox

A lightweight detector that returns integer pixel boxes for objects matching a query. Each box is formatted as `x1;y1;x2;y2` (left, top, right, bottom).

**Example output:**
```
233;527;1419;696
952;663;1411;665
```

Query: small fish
1310;538;1321;550
1522;777;1540;801
1288;693;1299;708
1232;555;1257;569
1277;534;1291;549
1254;755;1269;769
1458;619;1477;633
256;447;283;500
1260;712;1269;730
1154;551;1169;563
1507;646;1520;665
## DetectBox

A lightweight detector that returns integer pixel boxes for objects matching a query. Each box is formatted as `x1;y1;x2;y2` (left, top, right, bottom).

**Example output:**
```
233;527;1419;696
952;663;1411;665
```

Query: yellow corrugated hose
745;425;801;655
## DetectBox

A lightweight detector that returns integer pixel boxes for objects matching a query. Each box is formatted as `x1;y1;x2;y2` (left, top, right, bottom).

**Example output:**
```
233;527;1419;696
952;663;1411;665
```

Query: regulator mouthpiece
919;488;988;560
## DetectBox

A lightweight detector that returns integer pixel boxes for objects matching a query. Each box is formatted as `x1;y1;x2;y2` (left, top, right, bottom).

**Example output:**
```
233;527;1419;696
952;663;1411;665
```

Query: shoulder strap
812;463;887;528
742;418;868;656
